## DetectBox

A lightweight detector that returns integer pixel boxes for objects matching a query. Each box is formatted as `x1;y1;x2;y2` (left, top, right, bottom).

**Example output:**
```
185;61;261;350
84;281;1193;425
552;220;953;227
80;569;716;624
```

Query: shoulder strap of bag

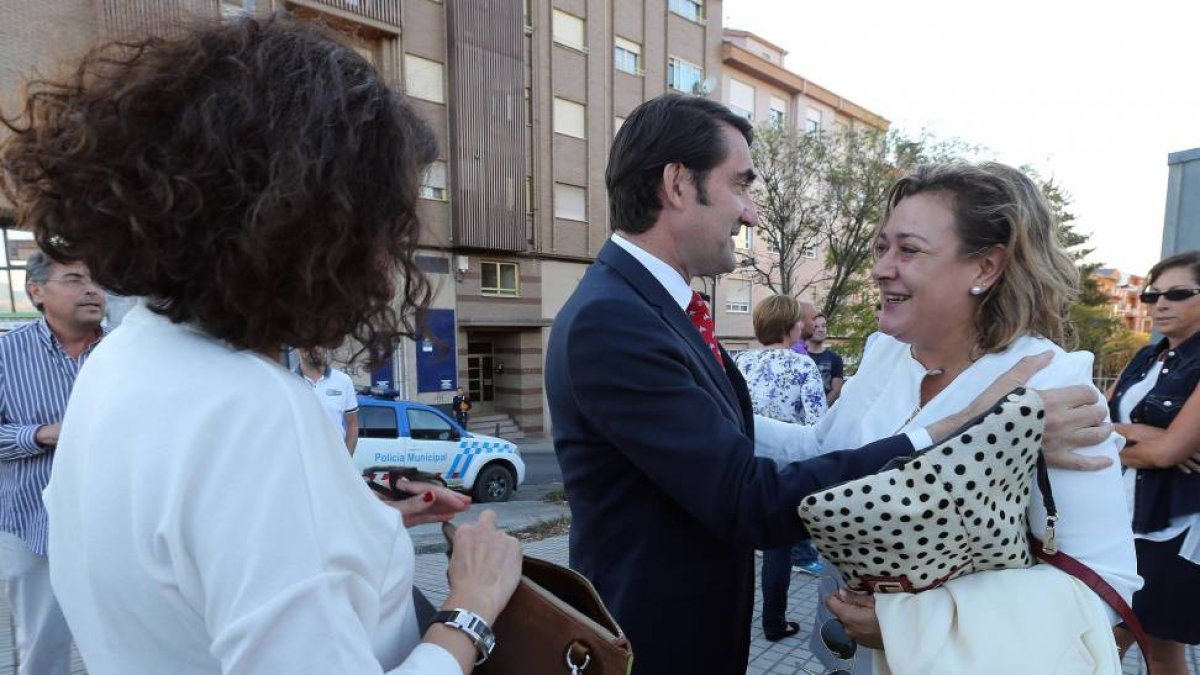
1033;541;1152;674
1031;454;1152;671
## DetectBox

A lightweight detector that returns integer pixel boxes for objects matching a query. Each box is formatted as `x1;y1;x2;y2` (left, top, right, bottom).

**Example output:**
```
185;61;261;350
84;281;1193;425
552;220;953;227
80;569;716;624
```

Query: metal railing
290;0;402;29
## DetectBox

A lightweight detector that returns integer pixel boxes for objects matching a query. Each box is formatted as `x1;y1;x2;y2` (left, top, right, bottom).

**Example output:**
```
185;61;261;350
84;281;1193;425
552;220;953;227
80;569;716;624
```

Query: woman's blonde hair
883;162;1079;353
752;294;803;345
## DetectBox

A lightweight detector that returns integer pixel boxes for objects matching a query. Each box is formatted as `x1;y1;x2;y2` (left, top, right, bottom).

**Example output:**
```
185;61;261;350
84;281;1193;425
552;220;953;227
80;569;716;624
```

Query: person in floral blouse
733;294;827;641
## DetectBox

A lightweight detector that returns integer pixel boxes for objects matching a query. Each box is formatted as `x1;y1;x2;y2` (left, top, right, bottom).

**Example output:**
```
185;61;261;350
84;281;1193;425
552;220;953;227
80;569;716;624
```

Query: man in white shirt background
295;347;359;454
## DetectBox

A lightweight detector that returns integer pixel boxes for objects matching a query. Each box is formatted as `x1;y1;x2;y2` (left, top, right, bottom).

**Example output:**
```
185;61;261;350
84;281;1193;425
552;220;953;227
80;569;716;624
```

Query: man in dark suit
544;94;1110;675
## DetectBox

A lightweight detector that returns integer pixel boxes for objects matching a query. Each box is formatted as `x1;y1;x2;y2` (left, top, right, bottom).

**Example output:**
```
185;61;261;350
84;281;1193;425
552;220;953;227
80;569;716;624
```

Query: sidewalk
414;535;1175;675
1;518;1190;674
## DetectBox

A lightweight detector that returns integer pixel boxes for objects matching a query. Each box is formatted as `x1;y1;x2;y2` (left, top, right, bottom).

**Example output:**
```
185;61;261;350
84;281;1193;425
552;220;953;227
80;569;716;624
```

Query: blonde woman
757;163;1140;674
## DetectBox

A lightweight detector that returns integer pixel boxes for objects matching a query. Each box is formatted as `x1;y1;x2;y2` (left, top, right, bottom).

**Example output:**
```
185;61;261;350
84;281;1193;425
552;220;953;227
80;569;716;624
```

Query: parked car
353;395;525;503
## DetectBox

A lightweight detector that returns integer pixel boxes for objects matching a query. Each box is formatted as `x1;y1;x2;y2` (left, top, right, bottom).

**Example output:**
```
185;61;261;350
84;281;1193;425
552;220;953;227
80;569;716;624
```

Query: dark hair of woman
1147;250;1200;288
0;14;435;360
606;94;753;235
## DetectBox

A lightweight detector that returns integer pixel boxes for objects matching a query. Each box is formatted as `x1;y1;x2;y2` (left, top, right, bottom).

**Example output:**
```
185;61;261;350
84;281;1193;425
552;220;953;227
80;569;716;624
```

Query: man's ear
26;281;44;312
660;162;689;211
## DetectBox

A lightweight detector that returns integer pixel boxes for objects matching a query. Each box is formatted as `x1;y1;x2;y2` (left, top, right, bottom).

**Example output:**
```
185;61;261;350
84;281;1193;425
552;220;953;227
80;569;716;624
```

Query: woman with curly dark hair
1;15;521;675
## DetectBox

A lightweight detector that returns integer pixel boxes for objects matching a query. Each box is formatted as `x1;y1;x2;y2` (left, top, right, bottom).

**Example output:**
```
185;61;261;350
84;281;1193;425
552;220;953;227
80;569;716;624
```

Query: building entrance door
466;341;494;409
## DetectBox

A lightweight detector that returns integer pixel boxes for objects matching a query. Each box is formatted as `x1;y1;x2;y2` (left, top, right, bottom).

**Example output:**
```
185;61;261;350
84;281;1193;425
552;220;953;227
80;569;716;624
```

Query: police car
353;395;526;503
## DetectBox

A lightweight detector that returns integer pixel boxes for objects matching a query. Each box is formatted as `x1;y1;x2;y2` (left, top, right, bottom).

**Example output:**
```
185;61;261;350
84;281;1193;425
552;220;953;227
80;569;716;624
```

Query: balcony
289;0;402;31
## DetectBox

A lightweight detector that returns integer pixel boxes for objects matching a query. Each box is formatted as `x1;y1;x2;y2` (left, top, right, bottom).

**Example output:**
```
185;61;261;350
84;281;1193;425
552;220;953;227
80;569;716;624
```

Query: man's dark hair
606;94;753;234
1;14;435;360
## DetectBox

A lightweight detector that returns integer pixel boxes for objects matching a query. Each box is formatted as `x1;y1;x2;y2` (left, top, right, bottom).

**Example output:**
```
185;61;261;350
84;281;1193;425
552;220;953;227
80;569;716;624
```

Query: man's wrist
926;413;968;445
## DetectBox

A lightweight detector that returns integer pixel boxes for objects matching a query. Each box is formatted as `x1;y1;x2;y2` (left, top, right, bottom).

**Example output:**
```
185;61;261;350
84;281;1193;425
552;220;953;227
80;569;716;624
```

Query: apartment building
1094;268;1153;334
0;0;725;434
716;28;888;351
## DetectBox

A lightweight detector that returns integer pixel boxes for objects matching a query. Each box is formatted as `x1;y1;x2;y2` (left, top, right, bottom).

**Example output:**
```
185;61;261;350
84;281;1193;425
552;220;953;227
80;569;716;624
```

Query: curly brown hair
0;14;435;359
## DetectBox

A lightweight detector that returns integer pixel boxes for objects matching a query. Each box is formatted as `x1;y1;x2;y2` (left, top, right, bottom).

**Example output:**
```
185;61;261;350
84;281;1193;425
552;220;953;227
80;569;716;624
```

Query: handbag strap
1032;435;1150;669
1032;540;1152;673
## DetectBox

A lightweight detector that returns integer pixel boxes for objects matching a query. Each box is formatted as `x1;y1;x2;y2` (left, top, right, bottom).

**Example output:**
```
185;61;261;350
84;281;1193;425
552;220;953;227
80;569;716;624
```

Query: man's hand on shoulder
924;351;1112;472
35;423;62;448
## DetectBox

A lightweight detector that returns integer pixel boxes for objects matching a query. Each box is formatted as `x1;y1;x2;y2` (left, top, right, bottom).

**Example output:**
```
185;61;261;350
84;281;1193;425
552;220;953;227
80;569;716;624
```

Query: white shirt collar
610;233;694;311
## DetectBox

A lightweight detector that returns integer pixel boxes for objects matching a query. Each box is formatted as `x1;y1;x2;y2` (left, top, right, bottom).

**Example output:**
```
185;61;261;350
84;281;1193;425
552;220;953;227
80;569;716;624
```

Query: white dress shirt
45;305;458;675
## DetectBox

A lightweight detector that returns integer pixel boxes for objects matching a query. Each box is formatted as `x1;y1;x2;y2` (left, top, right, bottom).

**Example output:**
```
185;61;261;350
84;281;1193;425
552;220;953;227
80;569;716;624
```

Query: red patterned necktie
686;290;724;367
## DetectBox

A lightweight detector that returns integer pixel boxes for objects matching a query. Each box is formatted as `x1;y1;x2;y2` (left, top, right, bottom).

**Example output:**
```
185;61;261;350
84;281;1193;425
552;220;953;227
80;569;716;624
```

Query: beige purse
797;388;1053;593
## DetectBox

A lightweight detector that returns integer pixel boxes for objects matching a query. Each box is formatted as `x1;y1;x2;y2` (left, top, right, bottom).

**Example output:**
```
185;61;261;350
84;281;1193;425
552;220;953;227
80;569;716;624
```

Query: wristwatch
432;608;496;664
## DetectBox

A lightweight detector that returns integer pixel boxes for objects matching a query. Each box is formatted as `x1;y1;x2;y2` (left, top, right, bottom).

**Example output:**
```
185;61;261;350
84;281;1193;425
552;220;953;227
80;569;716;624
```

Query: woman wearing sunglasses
1109;251;1200;675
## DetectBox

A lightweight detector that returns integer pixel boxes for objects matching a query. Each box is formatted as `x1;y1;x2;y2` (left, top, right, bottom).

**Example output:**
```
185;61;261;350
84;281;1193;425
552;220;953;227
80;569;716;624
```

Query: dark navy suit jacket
545;241;916;675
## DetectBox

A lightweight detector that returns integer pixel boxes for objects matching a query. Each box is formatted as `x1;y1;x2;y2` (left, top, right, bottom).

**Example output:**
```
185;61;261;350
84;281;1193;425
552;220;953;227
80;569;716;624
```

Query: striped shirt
0;318;104;555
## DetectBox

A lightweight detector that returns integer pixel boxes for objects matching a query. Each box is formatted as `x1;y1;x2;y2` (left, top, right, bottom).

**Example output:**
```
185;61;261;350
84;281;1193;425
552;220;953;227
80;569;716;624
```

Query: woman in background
1110;250;1200;675
734;294;826;641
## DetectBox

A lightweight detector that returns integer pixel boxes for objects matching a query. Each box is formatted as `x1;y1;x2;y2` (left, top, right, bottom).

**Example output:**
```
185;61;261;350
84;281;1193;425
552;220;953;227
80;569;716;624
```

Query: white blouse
45;305;459;675
755;333;1142;606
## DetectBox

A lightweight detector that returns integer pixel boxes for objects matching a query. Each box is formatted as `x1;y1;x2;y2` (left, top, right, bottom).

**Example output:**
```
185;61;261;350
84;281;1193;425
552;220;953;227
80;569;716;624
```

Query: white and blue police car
353;395;525;503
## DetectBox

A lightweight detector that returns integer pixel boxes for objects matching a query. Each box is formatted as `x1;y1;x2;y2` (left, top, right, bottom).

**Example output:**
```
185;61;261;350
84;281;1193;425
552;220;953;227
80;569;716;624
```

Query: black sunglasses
820;618;857;660
1140;288;1200;304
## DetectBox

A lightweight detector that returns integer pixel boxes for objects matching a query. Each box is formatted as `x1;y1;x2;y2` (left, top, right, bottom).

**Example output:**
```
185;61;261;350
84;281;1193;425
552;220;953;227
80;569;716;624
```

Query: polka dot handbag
797;388;1059;594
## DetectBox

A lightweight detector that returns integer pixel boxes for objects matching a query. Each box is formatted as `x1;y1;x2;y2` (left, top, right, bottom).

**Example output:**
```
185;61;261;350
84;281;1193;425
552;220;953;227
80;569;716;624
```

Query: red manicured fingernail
423;492;434;503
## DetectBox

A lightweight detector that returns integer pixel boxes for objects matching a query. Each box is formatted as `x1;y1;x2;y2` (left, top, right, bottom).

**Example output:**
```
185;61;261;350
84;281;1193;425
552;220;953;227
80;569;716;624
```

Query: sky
725;0;1200;276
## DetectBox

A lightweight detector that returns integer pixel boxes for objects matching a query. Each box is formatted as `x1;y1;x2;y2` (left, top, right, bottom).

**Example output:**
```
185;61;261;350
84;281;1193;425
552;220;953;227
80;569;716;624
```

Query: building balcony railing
289;0;402;30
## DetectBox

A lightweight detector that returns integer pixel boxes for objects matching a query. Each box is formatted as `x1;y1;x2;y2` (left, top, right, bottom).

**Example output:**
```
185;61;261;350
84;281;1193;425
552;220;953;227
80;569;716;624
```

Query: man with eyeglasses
0;250;105;675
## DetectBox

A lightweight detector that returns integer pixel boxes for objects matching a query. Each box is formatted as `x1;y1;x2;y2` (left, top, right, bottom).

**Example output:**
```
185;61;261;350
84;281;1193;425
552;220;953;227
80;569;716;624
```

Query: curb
409;501;572;555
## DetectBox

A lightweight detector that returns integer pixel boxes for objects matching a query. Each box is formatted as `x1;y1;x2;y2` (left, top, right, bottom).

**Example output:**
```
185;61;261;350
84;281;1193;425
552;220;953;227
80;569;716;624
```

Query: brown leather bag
439;523;633;675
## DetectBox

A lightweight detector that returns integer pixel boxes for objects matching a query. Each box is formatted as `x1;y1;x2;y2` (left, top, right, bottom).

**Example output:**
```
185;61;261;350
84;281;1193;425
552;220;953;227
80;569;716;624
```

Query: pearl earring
970;285;985;296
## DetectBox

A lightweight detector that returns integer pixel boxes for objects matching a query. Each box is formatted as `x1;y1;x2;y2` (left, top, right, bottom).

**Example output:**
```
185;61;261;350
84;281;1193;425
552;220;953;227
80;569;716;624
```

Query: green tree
744;121;828;296
1029;171;1149;375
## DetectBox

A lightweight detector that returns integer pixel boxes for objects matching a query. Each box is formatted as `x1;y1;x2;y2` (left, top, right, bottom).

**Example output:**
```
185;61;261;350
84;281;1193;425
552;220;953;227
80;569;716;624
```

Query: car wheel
472;464;514;503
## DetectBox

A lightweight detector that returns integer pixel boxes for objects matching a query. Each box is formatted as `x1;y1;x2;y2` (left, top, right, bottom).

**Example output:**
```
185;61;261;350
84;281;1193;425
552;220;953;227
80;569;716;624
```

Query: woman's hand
826;589;883;650
379;481;472;527
1114;423;1165;445
443;510;522;624
1180;450;1200;474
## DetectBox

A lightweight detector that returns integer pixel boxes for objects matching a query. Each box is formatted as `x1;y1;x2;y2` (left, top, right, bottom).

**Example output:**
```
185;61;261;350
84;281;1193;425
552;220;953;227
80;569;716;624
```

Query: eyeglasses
1139;288;1200;304
43;276;99;290
819;618;858;660
794;619;857;675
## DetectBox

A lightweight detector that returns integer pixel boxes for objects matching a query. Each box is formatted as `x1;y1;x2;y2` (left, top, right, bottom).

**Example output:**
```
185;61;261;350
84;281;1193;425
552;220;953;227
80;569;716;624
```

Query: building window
419;161;447;200
802;243;819;259
728;79;755;120
554;183;587;222
725;279;751;314
481;261;520;297
405;54;445;104
735;225;753;251
667;56;703;93
552;10;585;51
769;96;787;124
553;97;586;139
805;107;822;134
0;227;39;315
614;37;642;75
669;0;704;22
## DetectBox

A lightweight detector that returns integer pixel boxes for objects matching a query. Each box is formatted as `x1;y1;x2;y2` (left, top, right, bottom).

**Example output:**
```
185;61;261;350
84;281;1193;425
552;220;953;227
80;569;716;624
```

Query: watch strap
432;608;496;664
